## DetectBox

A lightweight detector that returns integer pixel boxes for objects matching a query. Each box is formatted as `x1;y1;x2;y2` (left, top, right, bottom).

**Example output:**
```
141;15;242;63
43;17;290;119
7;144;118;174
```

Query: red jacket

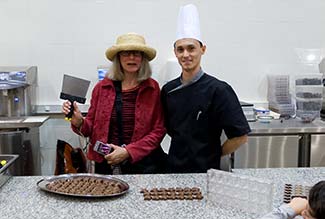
72;77;166;163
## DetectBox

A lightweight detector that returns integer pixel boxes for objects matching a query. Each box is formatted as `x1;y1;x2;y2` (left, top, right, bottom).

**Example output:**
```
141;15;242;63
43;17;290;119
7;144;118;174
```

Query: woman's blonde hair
107;53;152;82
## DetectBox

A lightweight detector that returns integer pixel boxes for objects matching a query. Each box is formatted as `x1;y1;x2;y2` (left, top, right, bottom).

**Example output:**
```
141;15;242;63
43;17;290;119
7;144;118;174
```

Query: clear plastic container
295;85;323;99
207;169;274;215
254;108;270;116
268;95;292;104
295;74;323;86
269;102;295;117
296;110;320;122
296;98;322;111
294;74;323;122
267;75;292;104
267;75;289;84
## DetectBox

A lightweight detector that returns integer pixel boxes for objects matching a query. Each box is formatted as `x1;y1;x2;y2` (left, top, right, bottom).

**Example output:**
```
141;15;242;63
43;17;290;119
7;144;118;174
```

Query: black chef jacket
161;72;251;173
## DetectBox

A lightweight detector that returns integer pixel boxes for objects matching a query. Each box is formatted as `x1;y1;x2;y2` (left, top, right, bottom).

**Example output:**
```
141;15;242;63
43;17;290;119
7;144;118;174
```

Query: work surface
249;118;325;134
1;167;324;219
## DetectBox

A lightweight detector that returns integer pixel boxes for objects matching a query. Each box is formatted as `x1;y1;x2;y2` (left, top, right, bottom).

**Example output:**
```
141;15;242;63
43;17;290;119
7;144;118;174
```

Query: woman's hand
104;144;130;165
62;100;83;128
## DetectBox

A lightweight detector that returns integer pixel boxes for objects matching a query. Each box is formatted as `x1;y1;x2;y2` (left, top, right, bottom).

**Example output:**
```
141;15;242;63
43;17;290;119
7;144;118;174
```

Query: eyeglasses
119;51;143;57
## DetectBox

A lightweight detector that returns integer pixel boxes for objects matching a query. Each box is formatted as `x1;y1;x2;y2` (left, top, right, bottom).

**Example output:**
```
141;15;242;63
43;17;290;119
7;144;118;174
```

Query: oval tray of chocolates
37;173;129;198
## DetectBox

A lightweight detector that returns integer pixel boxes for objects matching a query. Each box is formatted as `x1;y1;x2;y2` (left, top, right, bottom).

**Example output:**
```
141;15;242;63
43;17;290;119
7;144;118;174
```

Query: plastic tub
296;110;320;122
295;74;323;86
296;98;322;111
295;85;323;99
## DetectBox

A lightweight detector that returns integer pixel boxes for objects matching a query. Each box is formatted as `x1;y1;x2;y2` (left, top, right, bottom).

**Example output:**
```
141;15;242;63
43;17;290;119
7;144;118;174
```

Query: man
161;4;251;173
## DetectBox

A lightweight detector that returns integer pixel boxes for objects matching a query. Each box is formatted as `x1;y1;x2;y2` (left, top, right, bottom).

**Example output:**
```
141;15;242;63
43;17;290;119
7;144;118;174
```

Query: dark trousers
95;161;113;174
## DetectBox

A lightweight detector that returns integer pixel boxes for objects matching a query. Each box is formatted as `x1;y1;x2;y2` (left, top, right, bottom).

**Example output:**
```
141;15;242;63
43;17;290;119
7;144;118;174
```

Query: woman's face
119;50;143;74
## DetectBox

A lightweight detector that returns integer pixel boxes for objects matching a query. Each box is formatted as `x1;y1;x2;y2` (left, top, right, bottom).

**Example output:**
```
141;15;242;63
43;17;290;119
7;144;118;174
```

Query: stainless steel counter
0;116;49;129
249;118;325;135
247;118;325;167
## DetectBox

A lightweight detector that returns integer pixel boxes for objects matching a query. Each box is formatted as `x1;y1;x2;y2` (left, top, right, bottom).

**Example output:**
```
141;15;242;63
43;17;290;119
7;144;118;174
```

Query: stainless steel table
248;118;325;167
0;116;49;175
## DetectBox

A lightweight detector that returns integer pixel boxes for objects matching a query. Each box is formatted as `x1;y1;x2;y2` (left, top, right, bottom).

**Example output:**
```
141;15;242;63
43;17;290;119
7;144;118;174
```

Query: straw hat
105;33;156;61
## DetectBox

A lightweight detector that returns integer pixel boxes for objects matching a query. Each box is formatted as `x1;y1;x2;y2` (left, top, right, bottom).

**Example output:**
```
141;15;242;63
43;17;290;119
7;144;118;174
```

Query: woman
62;33;166;174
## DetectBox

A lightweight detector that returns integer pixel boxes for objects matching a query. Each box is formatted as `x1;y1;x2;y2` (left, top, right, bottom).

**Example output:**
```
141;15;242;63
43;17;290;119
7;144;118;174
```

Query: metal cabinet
234;134;325;168
311;134;325;166
234;136;299;168
0;127;41;175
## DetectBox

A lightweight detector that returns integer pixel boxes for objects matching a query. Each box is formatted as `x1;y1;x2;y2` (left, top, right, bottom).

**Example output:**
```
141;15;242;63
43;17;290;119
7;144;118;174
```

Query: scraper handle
65;102;74;121
60;92;86;121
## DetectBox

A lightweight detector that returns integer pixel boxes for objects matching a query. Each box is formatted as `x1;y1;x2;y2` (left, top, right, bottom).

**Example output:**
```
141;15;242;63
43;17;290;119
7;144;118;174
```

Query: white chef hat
175;4;202;43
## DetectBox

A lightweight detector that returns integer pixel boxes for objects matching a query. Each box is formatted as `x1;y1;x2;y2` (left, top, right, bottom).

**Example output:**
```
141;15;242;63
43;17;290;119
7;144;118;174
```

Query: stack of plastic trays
295;74;323;122
267;75;295;117
207;169;274;216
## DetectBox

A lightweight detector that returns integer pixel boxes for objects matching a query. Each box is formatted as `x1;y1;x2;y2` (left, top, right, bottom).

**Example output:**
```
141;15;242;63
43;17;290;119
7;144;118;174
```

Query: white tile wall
1;0;324;174
0;0;324;106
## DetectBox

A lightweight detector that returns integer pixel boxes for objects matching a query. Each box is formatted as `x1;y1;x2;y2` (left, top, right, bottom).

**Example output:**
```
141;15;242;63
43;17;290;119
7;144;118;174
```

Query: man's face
174;38;206;73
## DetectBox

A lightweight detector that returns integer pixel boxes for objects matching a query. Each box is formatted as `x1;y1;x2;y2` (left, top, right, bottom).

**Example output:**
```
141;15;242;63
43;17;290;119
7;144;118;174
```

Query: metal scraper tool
60;74;90;121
